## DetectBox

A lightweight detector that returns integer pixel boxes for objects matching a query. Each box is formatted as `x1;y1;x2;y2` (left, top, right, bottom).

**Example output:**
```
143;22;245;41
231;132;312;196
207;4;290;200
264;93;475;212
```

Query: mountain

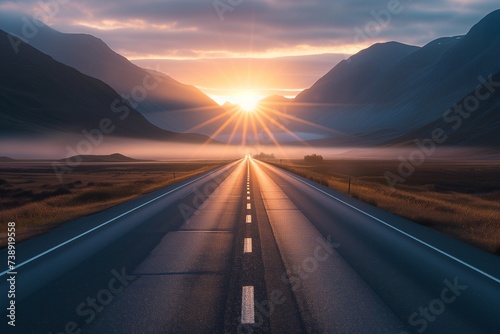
0;14;225;136
397;70;500;146
221;101;240;112
295;42;419;104
0;29;207;143
291;10;500;147
257;95;293;116
355;36;461;104
59;153;150;163
259;95;293;105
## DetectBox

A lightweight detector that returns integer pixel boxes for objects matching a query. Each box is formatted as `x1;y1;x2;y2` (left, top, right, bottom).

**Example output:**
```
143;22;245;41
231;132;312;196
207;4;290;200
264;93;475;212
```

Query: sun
234;92;261;112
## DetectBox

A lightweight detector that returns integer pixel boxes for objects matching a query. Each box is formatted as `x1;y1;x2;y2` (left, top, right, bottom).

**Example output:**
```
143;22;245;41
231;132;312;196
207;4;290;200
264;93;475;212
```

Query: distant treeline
253;152;275;159
304;154;323;163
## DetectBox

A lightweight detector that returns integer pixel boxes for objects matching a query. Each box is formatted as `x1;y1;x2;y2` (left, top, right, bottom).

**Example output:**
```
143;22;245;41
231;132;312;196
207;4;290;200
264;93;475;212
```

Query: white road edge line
274;164;500;284
0;165;234;277
241;286;255;324
246;215;252;223
244;238;252;253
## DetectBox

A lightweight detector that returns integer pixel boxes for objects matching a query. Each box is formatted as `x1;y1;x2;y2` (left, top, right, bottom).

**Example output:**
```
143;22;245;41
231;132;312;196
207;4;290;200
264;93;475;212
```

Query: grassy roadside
266;159;500;255
0;161;229;247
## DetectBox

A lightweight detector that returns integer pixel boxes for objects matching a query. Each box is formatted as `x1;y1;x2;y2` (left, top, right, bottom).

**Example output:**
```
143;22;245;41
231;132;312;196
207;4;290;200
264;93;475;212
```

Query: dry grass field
0;161;226;247
2;158;498;255
269;159;500;255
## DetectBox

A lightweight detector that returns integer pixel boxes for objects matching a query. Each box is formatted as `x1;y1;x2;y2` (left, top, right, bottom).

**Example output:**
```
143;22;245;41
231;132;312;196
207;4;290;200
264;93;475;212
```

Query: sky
1;0;499;104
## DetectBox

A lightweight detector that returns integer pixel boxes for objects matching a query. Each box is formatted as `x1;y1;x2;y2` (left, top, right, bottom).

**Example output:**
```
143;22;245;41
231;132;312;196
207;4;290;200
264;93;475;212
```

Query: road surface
1;157;499;333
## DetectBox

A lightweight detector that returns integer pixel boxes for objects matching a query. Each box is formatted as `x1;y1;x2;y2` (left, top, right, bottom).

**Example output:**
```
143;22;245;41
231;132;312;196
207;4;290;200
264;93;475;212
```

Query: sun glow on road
233;92;261;112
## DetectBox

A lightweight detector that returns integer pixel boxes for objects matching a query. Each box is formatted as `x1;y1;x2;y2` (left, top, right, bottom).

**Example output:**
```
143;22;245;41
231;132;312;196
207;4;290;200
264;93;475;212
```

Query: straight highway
1;157;499;333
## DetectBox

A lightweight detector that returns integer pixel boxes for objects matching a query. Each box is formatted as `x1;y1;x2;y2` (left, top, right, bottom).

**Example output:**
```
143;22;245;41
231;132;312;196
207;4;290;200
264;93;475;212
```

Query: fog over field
3;137;500;161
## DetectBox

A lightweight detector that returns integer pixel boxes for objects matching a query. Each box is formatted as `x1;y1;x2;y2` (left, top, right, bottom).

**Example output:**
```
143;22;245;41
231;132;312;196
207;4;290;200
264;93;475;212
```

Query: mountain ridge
290;10;500;147
295;42;419;104
58;153;152;163
0;13;225;136
0;29;209;144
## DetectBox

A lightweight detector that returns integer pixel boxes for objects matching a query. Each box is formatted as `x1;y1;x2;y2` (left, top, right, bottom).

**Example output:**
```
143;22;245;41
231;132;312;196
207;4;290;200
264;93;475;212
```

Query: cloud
1;0;498;59
1;0;498;101
132;53;348;102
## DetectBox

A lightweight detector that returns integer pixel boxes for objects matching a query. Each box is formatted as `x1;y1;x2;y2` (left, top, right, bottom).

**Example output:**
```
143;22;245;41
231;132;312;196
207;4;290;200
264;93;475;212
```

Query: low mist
1;136;499;161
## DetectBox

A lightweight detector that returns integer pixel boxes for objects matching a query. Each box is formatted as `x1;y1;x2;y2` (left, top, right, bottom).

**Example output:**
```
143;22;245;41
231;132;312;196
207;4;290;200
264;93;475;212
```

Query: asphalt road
1;157;499;333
